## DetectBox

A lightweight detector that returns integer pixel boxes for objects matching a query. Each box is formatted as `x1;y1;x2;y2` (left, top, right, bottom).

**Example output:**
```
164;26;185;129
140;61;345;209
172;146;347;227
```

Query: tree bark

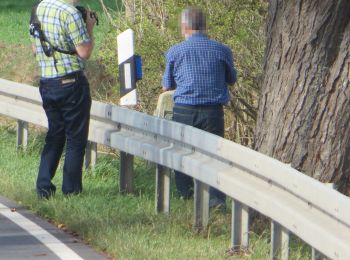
255;0;350;193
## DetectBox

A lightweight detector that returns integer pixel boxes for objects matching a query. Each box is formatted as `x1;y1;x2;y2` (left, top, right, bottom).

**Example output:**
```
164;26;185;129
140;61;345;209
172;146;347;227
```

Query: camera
76;6;99;26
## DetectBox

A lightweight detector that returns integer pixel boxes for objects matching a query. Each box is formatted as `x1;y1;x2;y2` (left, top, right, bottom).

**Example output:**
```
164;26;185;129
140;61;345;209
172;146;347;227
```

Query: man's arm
76;42;93;60
75;10;95;60
31;44;36;56
225;48;237;85
162;52;176;91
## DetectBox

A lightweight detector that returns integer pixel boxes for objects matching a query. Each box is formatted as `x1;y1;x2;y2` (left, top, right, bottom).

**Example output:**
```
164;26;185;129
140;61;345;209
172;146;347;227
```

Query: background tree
254;0;350;193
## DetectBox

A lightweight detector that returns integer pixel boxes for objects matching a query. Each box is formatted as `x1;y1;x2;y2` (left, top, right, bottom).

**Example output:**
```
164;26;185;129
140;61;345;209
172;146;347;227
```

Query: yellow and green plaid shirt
30;0;90;78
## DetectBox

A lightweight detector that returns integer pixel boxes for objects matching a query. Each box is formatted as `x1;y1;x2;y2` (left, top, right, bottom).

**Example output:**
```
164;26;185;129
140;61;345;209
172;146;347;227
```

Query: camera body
76;6;99;26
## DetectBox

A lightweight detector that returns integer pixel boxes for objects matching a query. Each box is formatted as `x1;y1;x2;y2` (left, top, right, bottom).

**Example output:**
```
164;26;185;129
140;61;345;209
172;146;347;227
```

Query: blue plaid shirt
162;33;237;105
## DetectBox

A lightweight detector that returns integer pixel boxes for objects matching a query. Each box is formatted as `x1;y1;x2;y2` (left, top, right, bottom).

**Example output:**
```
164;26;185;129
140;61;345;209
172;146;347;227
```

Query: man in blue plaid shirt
162;7;237;208
30;0;96;199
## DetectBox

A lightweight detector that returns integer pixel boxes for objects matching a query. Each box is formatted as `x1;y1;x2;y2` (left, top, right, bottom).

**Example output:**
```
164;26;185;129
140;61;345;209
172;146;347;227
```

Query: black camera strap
30;1;77;72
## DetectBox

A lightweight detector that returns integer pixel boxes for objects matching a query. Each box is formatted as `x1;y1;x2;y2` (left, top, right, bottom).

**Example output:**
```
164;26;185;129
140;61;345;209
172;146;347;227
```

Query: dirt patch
0;43;39;84
0;116;16;127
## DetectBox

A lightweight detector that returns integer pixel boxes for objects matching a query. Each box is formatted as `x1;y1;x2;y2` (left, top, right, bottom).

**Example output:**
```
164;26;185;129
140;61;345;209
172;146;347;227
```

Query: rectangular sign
117;29;137;106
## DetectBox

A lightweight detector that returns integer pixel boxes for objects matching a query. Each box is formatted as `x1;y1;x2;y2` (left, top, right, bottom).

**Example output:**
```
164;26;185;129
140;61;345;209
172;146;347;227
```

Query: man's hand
85;10;96;33
162;86;176;92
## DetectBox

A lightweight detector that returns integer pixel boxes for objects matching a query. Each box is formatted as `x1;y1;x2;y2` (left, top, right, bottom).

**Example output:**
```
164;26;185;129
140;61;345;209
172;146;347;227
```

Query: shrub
97;0;267;145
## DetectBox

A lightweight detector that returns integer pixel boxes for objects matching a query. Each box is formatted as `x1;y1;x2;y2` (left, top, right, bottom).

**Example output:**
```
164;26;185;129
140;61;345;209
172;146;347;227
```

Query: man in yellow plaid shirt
30;0;96;199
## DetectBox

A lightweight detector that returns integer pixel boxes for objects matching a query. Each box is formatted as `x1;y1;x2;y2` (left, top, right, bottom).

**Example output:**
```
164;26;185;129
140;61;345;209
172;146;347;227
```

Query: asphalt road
0;196;109;260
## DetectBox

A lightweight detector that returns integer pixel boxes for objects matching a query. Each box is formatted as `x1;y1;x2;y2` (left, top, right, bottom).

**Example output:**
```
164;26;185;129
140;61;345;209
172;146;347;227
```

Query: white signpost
117;29;137;106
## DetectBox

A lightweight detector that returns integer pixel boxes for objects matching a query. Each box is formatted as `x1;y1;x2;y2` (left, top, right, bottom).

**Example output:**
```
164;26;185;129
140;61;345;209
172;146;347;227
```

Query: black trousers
172;104;226;202
37;71;91;197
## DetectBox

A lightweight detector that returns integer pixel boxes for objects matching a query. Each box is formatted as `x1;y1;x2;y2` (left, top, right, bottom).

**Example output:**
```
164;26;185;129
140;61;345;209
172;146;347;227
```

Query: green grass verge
0;123;311;259
0;0;119;46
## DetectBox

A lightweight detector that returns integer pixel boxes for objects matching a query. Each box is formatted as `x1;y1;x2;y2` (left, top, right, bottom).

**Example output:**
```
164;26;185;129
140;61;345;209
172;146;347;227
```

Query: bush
97;0;267;145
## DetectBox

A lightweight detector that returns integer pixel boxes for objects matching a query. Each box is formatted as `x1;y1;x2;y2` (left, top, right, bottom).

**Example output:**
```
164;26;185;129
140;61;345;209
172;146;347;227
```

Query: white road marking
0;203;83;260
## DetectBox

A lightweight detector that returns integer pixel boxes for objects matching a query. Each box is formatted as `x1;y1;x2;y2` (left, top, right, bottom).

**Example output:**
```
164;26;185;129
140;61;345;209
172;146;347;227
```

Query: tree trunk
255;0;350;193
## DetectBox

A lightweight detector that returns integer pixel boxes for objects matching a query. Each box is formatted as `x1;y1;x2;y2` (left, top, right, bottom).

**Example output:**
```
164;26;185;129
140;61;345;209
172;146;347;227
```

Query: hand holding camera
76;6;99;26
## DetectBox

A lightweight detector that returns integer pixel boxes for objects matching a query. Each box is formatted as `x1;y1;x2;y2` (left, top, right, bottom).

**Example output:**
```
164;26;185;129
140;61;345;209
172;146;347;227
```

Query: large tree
255;0;350;193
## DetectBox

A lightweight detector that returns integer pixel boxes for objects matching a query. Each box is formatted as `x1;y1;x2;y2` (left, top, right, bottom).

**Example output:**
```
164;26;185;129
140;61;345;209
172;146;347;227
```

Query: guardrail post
270;221;290;260
193;180;210;231
120;151;134;193
231;199;249;251
85;141;97;169
155;165;171;214
16;120;28;151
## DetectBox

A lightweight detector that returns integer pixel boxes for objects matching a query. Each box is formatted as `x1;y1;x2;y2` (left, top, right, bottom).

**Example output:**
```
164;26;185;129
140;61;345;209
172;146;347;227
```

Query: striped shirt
30;0;90;78
162;33;237;105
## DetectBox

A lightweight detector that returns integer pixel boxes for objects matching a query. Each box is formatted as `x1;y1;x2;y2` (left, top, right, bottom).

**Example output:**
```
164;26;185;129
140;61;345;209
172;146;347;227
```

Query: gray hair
181;7;206;31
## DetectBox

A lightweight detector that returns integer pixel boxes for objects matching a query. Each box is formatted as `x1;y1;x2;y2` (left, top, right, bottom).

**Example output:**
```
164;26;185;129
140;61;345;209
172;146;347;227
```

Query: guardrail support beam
155;165;171;214
16;120;28;151
231;199;249;251
270;221;289;260
120;151;134;194
85;141;97;169
4;80;350;260
310;183;335;260
193;180;210;231
312;249;326;260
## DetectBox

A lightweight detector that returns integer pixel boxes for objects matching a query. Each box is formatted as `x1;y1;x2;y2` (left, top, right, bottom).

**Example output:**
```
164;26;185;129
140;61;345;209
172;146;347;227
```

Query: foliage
0;123;311;259
98;0;267;145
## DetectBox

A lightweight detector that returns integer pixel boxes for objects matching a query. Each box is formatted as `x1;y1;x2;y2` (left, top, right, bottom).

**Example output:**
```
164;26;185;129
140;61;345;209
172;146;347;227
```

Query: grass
0;122;312;259
0;123;237;259
0;0;119;46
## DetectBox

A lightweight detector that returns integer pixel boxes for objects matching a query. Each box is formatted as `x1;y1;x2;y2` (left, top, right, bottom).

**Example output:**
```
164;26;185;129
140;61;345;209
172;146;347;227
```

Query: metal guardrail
1;78;350;260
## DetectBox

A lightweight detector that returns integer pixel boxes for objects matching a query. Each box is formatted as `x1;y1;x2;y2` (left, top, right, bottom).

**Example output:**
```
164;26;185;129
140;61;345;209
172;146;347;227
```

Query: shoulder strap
29;1;41;37
29;1;77;57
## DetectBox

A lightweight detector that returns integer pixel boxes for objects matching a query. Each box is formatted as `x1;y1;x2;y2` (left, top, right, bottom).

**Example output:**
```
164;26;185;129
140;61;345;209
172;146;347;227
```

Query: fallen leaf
57;224;66;229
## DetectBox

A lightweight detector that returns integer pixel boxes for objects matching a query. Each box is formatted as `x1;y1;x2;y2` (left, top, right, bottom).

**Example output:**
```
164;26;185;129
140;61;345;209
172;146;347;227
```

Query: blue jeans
172;104;226;203
36;71;91;197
